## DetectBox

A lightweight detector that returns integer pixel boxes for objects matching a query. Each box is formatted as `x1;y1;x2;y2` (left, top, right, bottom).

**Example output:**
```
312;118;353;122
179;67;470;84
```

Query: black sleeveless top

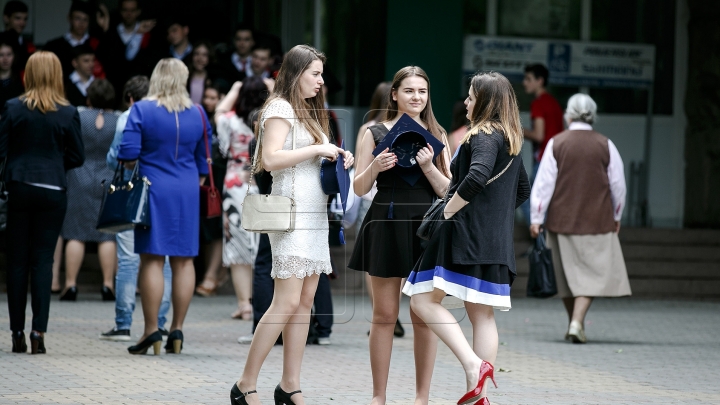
347;124;437;278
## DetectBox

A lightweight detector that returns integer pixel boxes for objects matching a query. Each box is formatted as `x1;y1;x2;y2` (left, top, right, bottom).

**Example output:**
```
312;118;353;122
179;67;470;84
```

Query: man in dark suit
0;1;34;72
220;26;254;84
96;0;157;100
165;16;191;61
44;1;105;79
64;45;97;107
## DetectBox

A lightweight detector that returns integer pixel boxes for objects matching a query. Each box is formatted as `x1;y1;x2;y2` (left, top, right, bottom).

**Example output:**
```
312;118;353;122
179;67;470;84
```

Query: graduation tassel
388;201;394;219
339;226;345;245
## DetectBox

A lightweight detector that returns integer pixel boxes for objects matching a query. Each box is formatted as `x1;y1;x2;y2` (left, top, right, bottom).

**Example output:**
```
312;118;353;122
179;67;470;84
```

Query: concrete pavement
1;294;719;404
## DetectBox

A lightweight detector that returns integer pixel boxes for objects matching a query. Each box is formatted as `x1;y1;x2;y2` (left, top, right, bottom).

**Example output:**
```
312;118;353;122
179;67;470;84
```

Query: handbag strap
486;157;514;185
442;157;514;201
249;106;296;198
196;105;216;190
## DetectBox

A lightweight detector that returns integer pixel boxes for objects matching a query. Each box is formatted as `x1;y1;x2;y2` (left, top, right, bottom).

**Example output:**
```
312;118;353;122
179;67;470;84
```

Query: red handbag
198;105;222;218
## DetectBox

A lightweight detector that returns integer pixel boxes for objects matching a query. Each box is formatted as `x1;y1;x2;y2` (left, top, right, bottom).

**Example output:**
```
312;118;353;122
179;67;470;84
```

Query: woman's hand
372;147;397;173
223;212;231;239
316;143;344;161
529;224;541;238
416;143;434;172
123;160;137;170
444;193;468;220
342;150;354;169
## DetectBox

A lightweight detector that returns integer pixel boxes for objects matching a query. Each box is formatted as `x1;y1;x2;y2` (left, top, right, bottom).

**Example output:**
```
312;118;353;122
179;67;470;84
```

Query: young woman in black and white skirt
404;72;529;405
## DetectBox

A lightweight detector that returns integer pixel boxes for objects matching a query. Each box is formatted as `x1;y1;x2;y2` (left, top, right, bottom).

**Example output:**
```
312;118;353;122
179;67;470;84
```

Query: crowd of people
1;0;633;404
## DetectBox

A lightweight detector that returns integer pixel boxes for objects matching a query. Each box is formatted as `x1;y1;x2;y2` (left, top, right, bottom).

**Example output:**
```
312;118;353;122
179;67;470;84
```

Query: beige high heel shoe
567;320;587;344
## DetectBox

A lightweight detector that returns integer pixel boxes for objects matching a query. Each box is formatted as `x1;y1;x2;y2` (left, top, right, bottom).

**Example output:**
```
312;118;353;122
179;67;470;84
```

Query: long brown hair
255;45;329;172
462;72;523;156
384;66;451;177
21;51;69;113
366;81;391;123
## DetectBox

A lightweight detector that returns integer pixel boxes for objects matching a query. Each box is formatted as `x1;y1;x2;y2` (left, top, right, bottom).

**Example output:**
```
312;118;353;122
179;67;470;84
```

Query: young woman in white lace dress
230;45;354;405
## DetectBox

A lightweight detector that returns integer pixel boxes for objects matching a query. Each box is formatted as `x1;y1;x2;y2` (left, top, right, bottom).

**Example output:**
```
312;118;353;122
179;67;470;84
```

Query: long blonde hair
385;66;451;178
255;45;329;172
146;58;192;112
21;51;69;113
462;72;523;156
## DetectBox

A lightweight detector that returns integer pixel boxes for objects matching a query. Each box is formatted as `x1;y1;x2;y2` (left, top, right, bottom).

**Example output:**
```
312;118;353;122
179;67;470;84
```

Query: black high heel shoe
230;382;257;405
29;331;45;354
101;286;115;301
11;331;27;353
165;330;183;354
127;331;162;355
59;286;77;301
394;319;405;337
274;384;301;405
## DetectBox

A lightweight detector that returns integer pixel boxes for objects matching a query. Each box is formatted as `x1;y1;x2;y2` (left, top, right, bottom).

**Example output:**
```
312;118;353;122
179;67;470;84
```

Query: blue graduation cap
372;113;445;186
320;140;350;244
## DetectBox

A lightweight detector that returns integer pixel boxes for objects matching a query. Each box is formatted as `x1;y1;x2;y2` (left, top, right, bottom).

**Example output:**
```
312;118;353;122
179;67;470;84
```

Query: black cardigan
0;98;85;188
448;130;529;270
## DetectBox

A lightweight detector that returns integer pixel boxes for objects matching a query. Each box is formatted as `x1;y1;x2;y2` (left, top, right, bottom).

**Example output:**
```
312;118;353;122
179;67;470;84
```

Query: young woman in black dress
349;66;452;405
404;72;530;405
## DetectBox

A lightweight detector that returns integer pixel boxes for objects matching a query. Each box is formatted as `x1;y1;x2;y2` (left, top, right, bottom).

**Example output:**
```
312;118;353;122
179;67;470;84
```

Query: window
498;0;581;39
590;0;675;114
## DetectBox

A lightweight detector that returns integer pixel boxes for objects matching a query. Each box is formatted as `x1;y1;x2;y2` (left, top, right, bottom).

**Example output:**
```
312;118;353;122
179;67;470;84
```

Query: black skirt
348;185;434;278
402;219;515;310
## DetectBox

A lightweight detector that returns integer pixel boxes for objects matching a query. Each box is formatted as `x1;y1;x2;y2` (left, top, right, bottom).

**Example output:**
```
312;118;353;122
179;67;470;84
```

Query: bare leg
197;239;225;291
466;302;498;398
571;296;593;325
236;275;307;405
138;254;165;339
63;240;85;290
279;274;321;405
410;307;437;405
51;237;63;291
368;276;402;405
98;241;117;291
168;257;196;332
365;272;374;306
231;263;253;319
410;289;488;395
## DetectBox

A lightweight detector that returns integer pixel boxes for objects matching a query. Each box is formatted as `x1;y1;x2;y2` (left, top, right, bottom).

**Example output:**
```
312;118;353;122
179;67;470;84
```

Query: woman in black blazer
403;72;529;405
0;51;85;354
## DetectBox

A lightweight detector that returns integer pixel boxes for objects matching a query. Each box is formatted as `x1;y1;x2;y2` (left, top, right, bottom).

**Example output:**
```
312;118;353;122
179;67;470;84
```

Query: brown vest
545;130;616;235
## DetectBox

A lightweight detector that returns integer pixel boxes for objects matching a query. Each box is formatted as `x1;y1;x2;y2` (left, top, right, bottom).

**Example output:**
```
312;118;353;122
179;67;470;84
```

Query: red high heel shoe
473;398;490;405
457;361;497;405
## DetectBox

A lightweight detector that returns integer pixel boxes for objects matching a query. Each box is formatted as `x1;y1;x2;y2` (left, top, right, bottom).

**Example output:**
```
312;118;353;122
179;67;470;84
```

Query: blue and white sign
463;36;655;89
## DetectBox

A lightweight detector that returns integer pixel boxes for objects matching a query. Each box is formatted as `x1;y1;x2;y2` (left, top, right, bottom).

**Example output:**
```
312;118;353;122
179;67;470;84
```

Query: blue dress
117;100;210;256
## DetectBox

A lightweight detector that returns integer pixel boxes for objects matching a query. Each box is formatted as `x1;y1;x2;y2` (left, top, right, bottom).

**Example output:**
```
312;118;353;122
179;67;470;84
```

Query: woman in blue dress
118;58;210;355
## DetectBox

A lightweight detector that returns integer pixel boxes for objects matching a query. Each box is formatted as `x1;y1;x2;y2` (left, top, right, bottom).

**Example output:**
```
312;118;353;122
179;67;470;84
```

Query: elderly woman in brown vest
529;93;631;344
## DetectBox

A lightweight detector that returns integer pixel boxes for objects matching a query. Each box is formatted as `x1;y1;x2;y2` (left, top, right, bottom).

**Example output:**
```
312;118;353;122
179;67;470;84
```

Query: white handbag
241;120;296;233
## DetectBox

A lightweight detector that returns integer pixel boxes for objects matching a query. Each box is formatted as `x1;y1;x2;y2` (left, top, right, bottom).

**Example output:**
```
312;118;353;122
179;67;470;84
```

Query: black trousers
252;233;334;339
313;272;333;338
6;182;67;332
252;234;273;332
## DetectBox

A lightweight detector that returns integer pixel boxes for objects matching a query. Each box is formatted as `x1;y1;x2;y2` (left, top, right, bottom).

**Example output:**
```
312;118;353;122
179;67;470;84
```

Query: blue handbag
96;162;151;234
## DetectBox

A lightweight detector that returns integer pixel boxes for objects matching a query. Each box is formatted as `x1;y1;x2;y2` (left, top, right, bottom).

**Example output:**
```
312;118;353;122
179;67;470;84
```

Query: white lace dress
261;99;332;279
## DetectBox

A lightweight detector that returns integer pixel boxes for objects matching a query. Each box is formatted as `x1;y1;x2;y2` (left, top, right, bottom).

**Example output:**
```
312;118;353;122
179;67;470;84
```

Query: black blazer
64;79;88;107
448;130;530;269
0;98;85;188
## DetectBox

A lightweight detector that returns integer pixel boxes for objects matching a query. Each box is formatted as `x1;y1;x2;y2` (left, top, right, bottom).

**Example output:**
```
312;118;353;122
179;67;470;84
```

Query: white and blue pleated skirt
403;220;515;311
